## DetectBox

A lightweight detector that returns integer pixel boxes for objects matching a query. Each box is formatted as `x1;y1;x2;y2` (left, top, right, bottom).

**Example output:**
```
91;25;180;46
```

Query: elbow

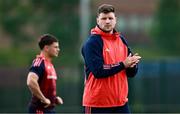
91;71;99;78
126;68;138;78
27;80;31;87
92;70;105;78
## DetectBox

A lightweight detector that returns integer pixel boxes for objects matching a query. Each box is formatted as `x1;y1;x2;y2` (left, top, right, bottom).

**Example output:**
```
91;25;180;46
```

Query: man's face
97;12;116;33
46;42;60;57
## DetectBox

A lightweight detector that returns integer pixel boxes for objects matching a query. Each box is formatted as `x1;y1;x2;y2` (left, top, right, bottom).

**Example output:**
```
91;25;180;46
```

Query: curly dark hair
38;34;58;50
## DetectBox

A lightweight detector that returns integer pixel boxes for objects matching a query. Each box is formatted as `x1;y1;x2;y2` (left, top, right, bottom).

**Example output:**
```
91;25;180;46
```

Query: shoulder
32;56;45;67
120;34;128;46
29;56;45;78
82;34;103;55
85;34;103;47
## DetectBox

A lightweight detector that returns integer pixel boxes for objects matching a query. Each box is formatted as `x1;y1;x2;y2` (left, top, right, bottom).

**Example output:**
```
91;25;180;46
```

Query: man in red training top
81;4;141;113
27;34;63;113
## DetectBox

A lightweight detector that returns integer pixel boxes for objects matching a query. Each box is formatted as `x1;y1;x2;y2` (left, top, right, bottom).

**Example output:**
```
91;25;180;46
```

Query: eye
109;17;113;20
101;17;107;20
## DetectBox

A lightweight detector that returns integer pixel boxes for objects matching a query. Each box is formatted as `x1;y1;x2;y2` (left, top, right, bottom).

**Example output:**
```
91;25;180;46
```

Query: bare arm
27;72;50;106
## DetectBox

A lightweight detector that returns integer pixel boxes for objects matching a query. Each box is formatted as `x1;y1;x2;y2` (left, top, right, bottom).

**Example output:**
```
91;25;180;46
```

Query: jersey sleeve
29;58;45;79
82;35;125;79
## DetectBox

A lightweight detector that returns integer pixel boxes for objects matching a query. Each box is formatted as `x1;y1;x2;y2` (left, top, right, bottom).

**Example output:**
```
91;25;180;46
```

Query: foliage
0;48;37;66
0;0;80;66
152;0;180;55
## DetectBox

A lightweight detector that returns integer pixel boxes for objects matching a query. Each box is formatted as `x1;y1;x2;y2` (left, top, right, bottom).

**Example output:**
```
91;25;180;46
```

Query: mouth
54;52;59;56
104;25;112;28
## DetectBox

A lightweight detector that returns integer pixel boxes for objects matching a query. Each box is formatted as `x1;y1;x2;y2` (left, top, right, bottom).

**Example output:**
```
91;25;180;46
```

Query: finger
44;104;50;108
130;60;139;67
58;97;63;104
131;57;139;63
133;53;139;56
128;53;132;57
135;60;140;64
133;56;141;60
60;99;63;104
130;64;136;68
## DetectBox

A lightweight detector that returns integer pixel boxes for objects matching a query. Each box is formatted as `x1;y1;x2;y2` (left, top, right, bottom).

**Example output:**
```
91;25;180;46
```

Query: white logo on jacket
105;48;110;52
47;75;57;80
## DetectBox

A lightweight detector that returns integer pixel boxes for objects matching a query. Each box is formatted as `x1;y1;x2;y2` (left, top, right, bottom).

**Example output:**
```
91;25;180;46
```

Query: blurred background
0;0;180;113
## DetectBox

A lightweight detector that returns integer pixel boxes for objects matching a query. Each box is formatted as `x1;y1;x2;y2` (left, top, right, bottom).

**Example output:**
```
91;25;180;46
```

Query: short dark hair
97;4;115;16
38;34;58;50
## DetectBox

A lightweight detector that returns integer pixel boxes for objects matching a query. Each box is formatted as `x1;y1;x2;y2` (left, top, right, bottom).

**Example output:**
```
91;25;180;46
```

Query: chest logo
105;48;110;52
47;66;51;69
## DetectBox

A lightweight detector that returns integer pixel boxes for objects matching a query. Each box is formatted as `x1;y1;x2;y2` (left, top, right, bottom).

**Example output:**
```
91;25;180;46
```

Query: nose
105;18;111;23
57;48;60;52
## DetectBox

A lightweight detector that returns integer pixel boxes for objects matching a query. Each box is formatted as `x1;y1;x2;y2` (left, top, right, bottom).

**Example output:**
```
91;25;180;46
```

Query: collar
91;26;120;40
36;52;51;62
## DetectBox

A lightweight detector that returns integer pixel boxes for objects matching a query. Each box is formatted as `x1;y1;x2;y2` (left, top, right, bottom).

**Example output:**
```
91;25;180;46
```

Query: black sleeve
81;35;125;79
29;59;45;79
126;65;138;78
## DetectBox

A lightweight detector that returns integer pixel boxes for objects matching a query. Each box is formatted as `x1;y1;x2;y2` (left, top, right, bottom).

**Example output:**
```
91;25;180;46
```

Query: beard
103;29;112;33
98;24;114;33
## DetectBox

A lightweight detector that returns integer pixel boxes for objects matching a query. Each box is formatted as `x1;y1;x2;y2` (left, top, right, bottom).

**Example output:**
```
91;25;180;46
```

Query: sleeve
82;35;125;79
29;59;45;79
120;34;138;78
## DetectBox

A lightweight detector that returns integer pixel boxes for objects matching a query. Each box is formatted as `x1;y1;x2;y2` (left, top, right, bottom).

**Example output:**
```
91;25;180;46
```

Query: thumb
133;53;139;56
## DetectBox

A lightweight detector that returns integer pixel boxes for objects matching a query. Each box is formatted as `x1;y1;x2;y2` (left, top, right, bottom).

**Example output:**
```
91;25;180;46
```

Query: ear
96;17;99;25
44;45;49;51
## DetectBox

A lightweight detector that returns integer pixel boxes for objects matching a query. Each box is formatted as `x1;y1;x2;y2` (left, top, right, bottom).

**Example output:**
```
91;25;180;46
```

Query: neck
41;51;52;62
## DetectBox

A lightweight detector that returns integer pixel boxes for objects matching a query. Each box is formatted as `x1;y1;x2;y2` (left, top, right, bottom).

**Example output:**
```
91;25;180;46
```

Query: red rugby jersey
29;52;57;109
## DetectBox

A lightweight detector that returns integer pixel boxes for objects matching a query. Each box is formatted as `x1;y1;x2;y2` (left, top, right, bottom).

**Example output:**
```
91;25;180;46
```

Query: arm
121;35;140;77
82;35;125;78
126;65;138;78
27;72;51;106
27;59;51;107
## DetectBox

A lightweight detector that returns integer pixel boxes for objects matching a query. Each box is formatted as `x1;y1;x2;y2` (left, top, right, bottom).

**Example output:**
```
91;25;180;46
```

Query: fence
0;59;180;113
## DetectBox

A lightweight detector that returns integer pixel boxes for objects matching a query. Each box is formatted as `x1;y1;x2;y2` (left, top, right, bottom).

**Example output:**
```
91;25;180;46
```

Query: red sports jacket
81;26;137;107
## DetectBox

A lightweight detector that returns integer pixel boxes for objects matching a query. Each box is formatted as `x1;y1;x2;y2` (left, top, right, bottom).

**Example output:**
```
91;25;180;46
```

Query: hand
55;96;63;105
41;98;51;108
123;53;141;68
129;53;141;67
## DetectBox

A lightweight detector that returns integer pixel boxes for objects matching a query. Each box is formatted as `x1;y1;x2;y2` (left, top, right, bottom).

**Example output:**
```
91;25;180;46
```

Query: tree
0;0;79;66
153;0;180;55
